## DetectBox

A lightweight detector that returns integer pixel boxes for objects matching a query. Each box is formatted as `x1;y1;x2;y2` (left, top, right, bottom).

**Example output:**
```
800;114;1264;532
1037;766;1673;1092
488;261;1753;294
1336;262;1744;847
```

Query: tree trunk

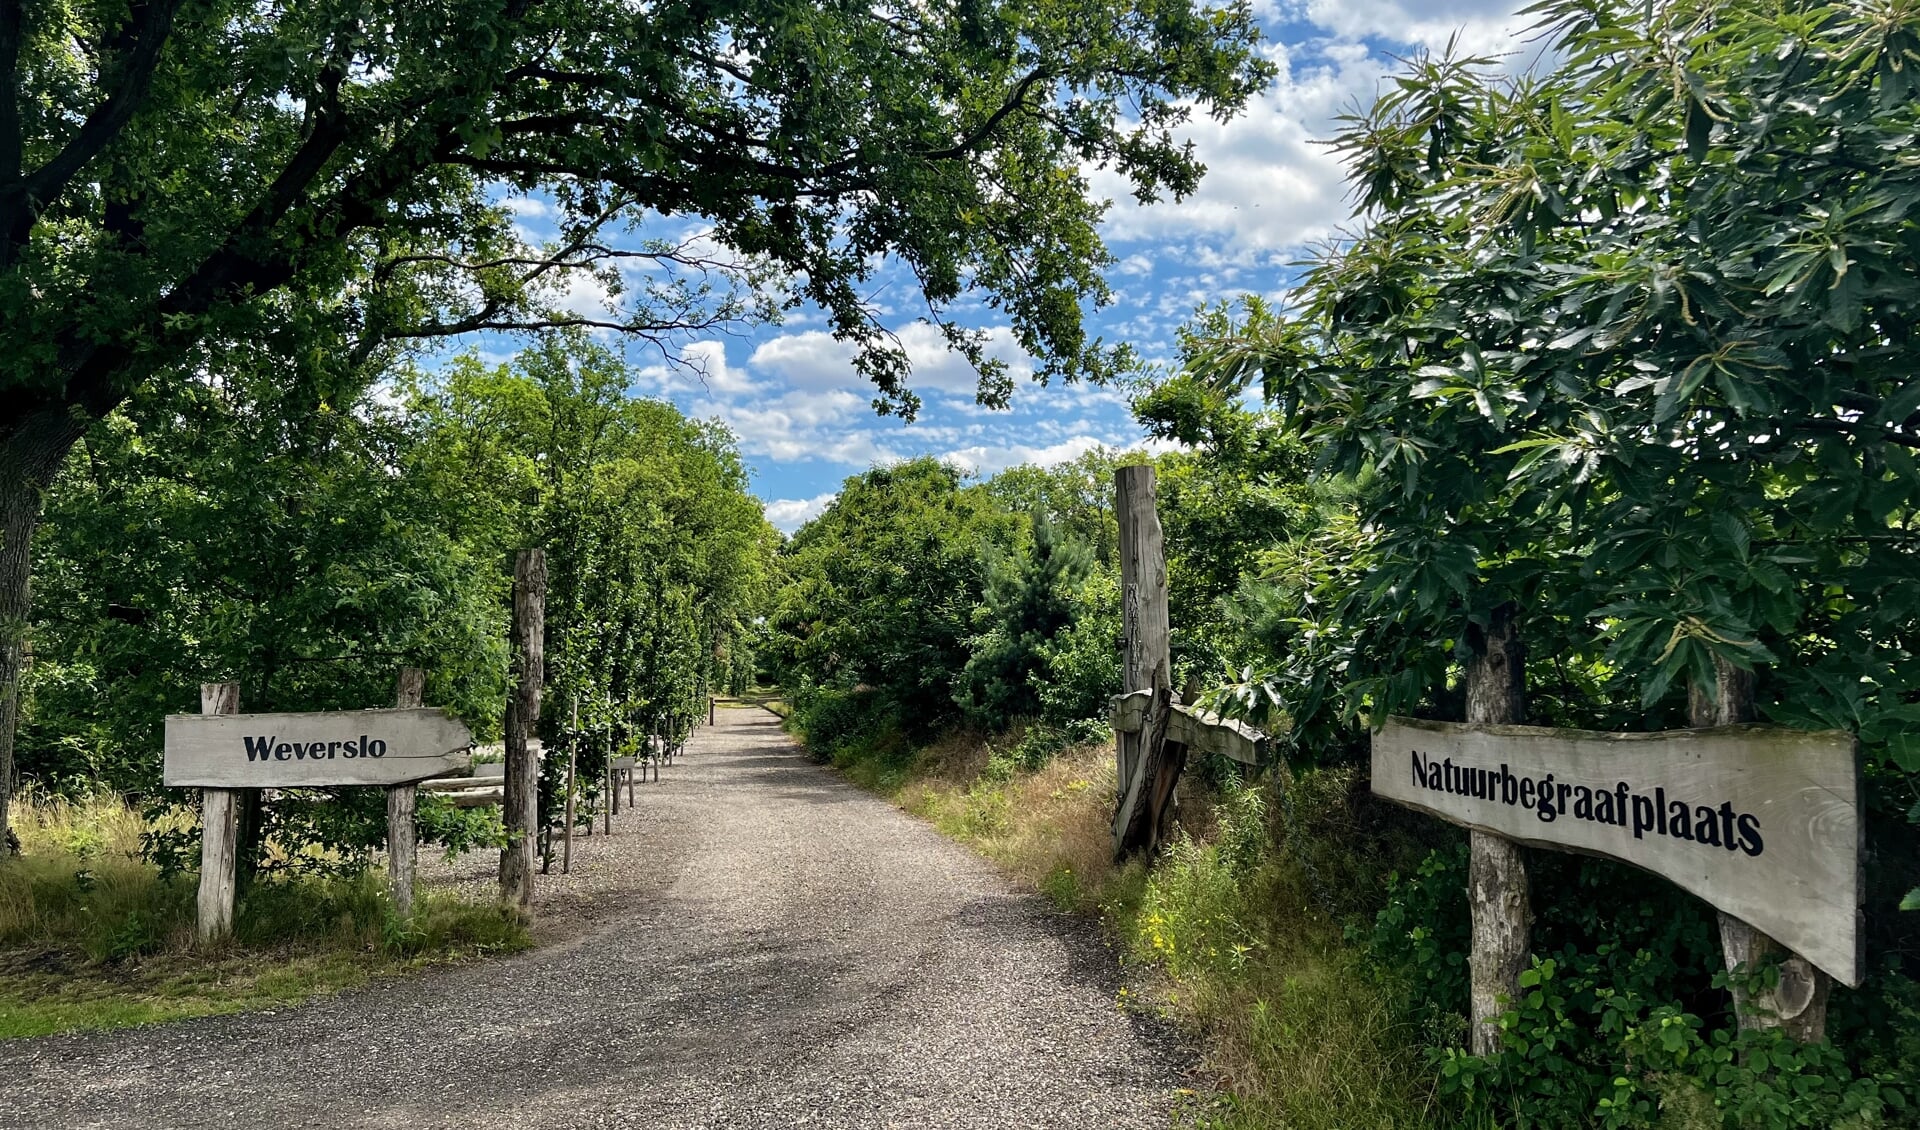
1689;655;1830;1041
0;416;89;856
1464;603;1530;1057
499;548;545;911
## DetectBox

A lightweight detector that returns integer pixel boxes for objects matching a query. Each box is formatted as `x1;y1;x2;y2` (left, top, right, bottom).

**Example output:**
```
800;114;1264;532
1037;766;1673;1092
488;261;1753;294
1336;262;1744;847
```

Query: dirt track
0;705;1190;1129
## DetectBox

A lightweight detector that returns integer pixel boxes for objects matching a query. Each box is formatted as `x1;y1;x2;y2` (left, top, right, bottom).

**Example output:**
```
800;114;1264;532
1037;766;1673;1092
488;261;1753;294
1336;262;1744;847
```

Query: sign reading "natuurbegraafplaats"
164;707;472;788
1371;717;1861;987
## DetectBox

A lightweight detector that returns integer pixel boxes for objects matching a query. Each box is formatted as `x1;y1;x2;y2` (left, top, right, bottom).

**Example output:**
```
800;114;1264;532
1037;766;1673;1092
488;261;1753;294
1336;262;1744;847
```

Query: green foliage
0;0;1275;862
24;367;508;797
2;790;524;1008
772;459;1019;734
1368;844;1920;1128
1030;564;1126;724
18;333;770;876
1178;3;1920;1119
1432;954;1910;1130
2;0;1274;431
404;334;775;859
985;448;1127;566
957;514;1094;729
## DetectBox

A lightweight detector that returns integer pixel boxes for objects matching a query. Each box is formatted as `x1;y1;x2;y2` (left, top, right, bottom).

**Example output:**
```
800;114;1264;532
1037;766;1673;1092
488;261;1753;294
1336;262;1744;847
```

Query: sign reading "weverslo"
164;708;472;788
1371;717;1861;988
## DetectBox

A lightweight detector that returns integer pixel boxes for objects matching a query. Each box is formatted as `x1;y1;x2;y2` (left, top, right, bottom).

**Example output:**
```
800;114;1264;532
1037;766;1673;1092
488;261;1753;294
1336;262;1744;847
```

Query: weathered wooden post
1691;656;1830;1041
1112;465;1183;858
710;696;716;727
387;667;425;918
1463;605;1530;1056
195;681;241;944
499;548;545;911
562;698;578;875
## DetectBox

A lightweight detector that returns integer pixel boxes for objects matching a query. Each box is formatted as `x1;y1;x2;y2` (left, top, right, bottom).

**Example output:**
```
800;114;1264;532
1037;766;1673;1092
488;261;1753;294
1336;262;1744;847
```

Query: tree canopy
0;0;1273;845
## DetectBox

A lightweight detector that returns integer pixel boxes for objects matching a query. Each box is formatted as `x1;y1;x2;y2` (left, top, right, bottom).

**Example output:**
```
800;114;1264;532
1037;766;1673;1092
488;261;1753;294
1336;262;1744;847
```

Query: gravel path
0;706;1192;1129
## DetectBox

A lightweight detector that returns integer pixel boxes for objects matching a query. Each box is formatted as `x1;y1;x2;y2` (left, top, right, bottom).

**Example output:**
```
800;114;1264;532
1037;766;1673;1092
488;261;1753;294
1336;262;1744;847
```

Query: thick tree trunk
0;416;89;857
1464;603;1530;1057
499;548;545;911
1689;656;1830;1041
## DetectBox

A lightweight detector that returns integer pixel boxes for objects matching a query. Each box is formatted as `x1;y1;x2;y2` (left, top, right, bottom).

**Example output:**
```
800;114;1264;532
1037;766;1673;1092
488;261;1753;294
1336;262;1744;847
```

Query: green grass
1;788;530;1038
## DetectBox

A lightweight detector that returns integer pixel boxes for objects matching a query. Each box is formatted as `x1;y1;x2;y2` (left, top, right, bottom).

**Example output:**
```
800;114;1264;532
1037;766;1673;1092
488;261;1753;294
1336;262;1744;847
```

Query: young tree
957;513;1094;729
0;1;1272;845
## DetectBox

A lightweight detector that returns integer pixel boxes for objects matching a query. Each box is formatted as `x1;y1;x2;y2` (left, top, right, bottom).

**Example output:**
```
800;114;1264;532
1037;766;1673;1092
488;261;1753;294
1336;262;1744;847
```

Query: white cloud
942;434;1106;477
696;388;905;466
746;322;1036;400
551;268;616;321
1092;40;1389;254
1300;0;1538;58
748;330;857;391
678;340;755;397
1093;2;1541;257
763;492;838;533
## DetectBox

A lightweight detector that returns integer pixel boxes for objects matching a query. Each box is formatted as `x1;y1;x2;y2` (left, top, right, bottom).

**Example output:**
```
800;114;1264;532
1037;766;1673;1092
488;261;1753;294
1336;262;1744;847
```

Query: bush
3;789;525;973
1369;845;1919;1128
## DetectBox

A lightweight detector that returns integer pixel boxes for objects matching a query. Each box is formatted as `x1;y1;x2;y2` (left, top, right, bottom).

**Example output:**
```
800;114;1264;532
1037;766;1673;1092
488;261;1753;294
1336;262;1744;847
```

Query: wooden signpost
163;707;471;788
1372;717;1863;990
167;673;473;940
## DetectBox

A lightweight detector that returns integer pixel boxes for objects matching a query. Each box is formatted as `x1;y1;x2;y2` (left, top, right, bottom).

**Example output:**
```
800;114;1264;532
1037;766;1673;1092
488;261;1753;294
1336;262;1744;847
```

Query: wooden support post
610;723;621;817
562;699;578;875
385;667;425;919
1112;465;1183;860
710;697;716;727
499;549;545;911
1464;604;1530;1057
1690;656;1830;1041
195;682;241;944
604;759;613;834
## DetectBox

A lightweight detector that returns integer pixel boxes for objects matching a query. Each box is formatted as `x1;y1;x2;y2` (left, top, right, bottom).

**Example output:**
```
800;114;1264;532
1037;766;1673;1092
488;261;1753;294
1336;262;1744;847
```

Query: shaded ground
0;706;1191;1129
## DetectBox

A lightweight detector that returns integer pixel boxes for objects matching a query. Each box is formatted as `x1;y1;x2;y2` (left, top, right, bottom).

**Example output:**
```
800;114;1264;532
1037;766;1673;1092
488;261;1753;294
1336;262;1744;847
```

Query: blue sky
483;0;1535;533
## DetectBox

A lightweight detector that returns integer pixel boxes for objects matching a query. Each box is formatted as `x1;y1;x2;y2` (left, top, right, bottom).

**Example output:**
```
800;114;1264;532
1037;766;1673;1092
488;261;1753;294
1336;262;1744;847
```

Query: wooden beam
1108;691;1267;765
195;682;241;944
1112;464;1182;860
387;668;425;919
442;787;504;808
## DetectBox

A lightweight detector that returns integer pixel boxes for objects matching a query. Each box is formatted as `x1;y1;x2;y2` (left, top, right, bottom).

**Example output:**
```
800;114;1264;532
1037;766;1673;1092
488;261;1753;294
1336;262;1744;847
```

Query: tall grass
1;787;528;1037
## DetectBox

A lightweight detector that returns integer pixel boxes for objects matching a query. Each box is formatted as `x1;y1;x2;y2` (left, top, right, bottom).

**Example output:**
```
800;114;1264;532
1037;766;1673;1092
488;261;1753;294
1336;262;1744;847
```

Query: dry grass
898;738;1120;904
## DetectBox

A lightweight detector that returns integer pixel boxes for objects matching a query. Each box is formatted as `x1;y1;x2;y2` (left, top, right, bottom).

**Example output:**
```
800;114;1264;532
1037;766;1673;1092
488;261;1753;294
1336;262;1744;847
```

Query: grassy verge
1;788;529;1038
791;716;1440;1130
